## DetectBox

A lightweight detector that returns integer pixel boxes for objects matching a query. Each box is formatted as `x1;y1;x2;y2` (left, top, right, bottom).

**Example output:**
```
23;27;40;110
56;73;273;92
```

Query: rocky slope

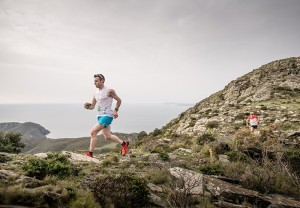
135;57;300;207
163;57;300;139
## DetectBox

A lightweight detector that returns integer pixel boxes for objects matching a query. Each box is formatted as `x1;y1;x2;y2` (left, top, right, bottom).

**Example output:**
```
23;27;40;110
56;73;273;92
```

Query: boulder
204;175;300;208
149;193;168;207
148;183;163;193
34;152;48;158
62;151;100;163
169;167;203;195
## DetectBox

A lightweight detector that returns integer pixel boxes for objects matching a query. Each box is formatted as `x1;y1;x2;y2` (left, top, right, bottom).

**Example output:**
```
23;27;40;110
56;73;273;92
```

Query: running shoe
85;151;93;158
121;141;129;156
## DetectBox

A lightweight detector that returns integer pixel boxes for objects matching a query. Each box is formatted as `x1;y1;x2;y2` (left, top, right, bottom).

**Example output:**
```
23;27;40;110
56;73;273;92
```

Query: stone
0;169;18;179
204;175;300;208
148;183;163;193
169;167;203;195
149;193;167;207
175;148;192;153
62;151;100;164
34;153;48;158
218;154;230;163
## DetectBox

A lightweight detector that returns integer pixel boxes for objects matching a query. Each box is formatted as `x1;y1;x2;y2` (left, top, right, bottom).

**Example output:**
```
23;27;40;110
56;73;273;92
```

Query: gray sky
1;0;300;104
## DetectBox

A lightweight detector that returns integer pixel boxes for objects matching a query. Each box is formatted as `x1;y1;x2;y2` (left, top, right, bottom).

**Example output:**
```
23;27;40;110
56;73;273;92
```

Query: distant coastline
162;102;195;107
0;103;191;138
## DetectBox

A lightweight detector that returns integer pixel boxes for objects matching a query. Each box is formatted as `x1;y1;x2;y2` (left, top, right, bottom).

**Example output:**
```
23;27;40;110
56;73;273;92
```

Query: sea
0;103;194;139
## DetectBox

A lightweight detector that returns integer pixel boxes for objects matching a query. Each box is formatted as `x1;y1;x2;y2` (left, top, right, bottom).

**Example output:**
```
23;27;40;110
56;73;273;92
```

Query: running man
246;112;260;133
84;74;129;157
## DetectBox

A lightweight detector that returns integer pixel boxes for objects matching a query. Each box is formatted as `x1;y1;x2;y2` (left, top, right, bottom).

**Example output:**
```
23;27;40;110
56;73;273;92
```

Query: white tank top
93;86;113;117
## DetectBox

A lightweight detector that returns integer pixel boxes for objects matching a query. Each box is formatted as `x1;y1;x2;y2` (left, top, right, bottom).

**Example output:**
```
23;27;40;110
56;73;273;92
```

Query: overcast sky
1;0;299;104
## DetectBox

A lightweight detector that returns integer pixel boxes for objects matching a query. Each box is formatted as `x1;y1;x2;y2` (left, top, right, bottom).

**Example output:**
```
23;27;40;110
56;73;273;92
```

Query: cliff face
163;57;300;139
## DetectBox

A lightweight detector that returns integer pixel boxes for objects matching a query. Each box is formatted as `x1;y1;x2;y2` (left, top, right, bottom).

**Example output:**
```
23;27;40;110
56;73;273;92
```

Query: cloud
0;0;300;104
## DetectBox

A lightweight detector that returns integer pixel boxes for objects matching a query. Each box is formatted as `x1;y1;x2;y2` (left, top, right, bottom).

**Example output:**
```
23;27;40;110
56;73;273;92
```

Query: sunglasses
94;74;105;80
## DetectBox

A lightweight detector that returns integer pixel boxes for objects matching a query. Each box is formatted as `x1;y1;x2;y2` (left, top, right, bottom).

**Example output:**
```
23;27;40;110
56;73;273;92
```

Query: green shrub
225;150;249;162
90;173;149;207
234;128;258;149
147;168;170;185
260;105;268;110
163;130;179;138
102;155;119;167
46;154;75;178
222;162;247;179
197;196;214;208
0;154;10;163
150;144;170;153
0;184;98;207
214;142;231;154
199;163;224;175
0;132;25;153
69;189;99;208
234;113;247;120
283;149;300;173
284;149;300;160
188;121;196;127
205;121;219;129
23;154;75;179
159;152;170;161
137;131;147;140
152;128;162;136
196;132;216;145
0;185;45;206
23;157;48;179
280;123;295;131
242;161;300;198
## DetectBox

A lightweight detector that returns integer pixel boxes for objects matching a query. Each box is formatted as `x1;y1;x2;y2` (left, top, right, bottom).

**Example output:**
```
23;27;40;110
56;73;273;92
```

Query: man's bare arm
109;89;122;110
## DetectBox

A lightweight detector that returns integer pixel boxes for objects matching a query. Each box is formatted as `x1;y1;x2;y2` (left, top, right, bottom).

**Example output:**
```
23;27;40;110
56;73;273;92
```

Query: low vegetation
89;173;149;208
0;131;25;153
22;153;78;179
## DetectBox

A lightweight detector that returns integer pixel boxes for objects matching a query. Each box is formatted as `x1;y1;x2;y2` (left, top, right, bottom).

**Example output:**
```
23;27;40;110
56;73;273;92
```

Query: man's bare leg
102;125;123;144
89;123;105;152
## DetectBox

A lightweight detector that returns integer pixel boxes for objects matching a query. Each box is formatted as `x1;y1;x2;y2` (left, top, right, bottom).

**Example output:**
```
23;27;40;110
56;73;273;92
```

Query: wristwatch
114;108;119;112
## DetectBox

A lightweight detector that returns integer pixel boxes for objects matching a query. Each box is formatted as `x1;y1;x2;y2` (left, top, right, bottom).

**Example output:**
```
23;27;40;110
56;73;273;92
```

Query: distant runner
246;112;260;133
84;74;129;157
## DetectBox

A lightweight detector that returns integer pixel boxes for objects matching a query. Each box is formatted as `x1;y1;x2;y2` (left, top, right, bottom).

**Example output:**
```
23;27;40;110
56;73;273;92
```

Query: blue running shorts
97;116;113;128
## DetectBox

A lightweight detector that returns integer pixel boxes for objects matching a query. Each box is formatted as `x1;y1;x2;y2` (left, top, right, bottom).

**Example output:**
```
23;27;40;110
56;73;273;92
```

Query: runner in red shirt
246;112;260;133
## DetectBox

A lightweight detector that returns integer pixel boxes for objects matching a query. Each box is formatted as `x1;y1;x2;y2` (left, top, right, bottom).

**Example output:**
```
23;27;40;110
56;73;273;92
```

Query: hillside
0;57;299;207
0;122;50;138
133;56;300;206
162;57;299;137
0;122;50;152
